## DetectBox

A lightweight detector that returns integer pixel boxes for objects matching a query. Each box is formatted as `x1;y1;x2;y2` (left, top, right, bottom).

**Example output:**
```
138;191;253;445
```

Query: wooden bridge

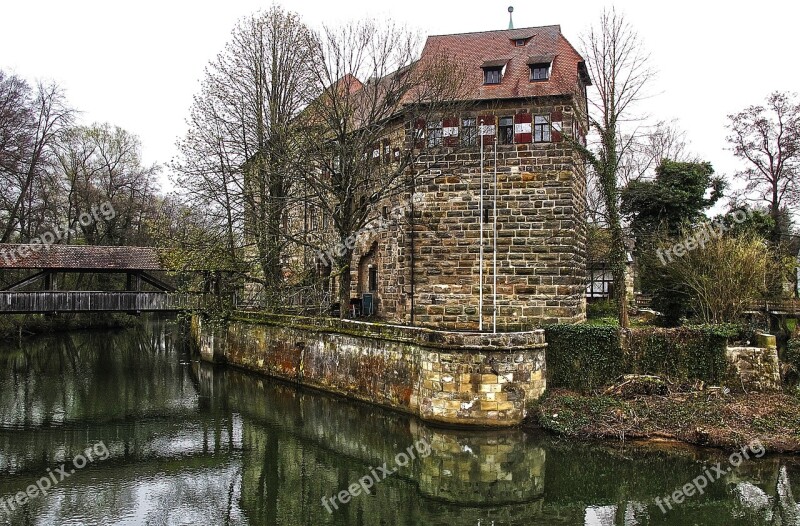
0;291;205;313
635;295;800;316
746;300;800;316
0;244;210;314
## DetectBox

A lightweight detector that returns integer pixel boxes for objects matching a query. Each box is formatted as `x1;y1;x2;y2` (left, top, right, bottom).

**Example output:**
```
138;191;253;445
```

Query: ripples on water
0;318;797;525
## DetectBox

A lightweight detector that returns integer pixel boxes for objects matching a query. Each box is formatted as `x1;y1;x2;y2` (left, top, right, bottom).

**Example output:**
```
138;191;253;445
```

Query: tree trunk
599;130;630;328
610;223;629;328
337;252;352;319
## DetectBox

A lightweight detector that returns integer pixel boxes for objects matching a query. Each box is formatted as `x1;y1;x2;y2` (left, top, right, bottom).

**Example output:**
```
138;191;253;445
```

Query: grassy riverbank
0;313;140;340
528;388;800;453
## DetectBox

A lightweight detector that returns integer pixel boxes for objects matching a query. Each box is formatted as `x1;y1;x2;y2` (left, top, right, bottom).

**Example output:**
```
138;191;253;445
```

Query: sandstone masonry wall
193;313;547;427
349;96;587;330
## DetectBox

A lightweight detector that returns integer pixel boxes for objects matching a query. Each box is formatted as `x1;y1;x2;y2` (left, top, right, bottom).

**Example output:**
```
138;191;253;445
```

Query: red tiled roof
0;244;164;270
418;25;587;101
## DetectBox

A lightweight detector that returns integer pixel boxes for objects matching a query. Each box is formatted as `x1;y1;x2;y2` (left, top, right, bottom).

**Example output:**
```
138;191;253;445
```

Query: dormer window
484;67;502;85
530;63;550;81
481;60;508;85
509;34;534;47
527;55;554;82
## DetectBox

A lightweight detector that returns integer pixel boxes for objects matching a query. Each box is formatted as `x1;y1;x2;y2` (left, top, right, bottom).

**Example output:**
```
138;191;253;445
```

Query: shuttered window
413;119;425;149
514;113;532;143
478;115;495;142
551;111;563;142
442;117;459;147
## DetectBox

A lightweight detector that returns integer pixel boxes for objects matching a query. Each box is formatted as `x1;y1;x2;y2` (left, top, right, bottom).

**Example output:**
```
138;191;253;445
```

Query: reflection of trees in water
2;322;800;526
580;462;800;526
0;317;191;429
0;317;204;473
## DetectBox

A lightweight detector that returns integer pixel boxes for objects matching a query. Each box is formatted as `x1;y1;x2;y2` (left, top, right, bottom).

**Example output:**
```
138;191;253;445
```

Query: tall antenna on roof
507;6;514;30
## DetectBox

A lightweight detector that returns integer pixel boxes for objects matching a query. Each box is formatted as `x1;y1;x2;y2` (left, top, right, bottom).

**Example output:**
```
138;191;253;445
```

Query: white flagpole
493;134;498;334
478;119;484;332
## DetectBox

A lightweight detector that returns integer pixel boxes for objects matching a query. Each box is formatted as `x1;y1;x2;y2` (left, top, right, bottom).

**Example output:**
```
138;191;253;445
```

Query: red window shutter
478;115;495;141
551;111;563;142
514;113;532;143
442;116;459;147
414;118;426;149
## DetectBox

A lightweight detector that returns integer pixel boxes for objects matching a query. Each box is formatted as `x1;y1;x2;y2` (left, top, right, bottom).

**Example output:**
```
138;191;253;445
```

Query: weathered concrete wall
193;313;547;427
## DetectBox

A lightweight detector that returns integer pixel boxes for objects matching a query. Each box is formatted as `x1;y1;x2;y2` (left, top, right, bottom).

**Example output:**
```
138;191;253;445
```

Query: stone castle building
320;24;590;331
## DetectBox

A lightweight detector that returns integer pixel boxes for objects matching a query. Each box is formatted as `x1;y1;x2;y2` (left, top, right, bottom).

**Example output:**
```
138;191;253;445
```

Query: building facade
332;25;590;331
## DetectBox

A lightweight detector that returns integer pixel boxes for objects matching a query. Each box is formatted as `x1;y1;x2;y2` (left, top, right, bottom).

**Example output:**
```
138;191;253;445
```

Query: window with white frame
534;115;551;142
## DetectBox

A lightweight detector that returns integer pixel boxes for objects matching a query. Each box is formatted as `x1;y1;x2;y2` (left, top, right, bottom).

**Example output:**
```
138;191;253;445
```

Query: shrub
663;232;769;324
627;326;731;386
587;300;618;319
545;324;623;393
545;324;733;393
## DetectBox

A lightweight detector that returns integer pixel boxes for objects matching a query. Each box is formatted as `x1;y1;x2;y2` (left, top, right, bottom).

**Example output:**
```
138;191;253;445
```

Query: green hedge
545;325;623;392
786;339;800;371
545;324;733;393
626;326;731;386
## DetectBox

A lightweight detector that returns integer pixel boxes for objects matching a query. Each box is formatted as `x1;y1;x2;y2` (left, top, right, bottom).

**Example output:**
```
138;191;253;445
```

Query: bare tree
300;19;468;315
56;123;160;245
172;6;316;304
587;120;692;224
0;73;73;242
578;8;655;327
618;120;693;184
727;91;800;244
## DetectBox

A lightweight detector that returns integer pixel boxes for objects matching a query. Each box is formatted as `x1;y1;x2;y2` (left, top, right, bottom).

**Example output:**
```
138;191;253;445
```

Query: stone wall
193;313;547;427
726;347;782;393
348;96;587;331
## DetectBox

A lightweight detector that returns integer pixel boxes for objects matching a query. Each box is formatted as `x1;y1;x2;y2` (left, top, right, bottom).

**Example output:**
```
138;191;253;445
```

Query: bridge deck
0;291;205;313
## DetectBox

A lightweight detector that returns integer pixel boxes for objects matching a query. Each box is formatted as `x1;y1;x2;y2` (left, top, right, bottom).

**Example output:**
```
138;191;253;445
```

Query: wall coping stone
230;311;546;352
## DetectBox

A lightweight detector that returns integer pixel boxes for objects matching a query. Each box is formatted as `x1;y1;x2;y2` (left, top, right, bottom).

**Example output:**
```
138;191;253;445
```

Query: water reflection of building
197;361;800;526
0;324;798;526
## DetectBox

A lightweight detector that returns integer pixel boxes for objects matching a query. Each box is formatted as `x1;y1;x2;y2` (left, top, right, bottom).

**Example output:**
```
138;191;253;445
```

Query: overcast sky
2;0;798;202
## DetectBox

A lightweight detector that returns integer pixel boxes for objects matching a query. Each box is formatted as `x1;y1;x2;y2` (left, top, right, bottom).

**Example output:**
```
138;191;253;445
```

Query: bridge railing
0;291;207;313
745;299;800;314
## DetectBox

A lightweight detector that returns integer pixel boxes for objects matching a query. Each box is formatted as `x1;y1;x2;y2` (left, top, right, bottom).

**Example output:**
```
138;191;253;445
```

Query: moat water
0;318;797;525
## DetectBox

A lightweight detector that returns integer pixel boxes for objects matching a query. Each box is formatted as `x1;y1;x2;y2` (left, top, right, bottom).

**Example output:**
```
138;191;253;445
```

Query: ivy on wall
545;325;623;392
545;325;734;393
627;326;731;386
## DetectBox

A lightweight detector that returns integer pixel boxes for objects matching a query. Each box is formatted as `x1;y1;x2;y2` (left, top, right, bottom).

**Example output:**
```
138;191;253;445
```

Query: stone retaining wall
192;313;547;427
